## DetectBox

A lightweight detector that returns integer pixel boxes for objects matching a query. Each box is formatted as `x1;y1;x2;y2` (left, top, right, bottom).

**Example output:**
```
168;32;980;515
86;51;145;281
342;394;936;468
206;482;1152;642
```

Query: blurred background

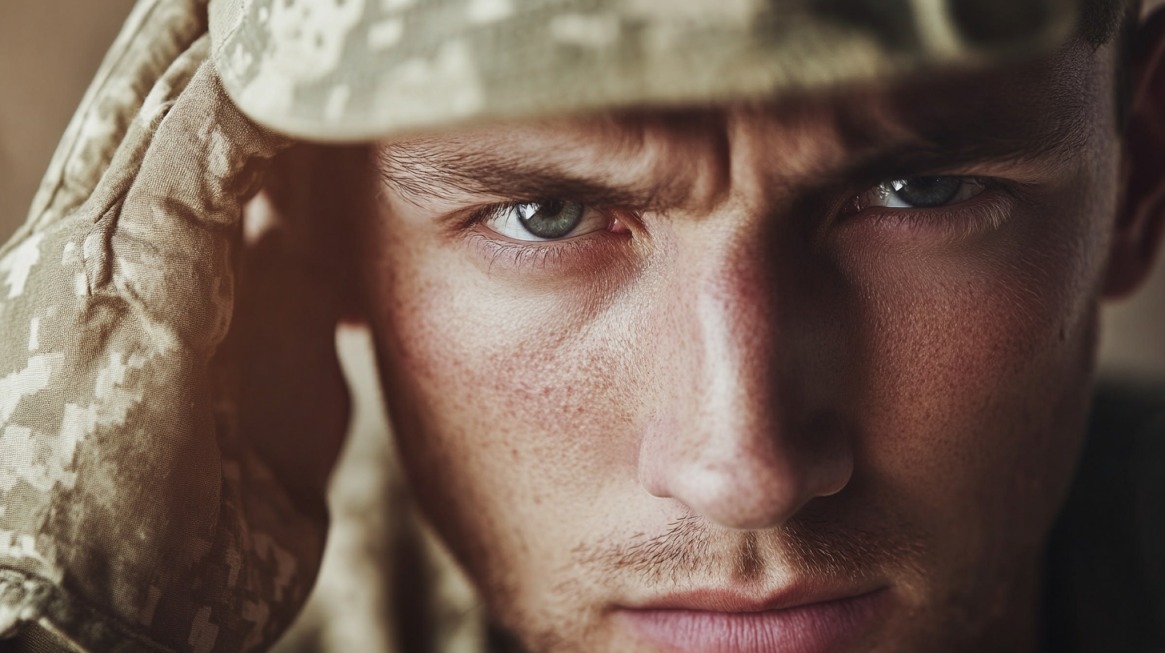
2;0;1162;375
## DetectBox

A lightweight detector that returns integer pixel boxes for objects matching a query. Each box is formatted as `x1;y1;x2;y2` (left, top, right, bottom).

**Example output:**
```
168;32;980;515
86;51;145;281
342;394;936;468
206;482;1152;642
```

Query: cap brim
209;0;1079;143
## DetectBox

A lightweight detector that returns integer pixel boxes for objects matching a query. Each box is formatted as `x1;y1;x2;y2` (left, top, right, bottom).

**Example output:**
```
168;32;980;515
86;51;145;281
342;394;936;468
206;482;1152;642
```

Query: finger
0;44;322;653
87;40;288;357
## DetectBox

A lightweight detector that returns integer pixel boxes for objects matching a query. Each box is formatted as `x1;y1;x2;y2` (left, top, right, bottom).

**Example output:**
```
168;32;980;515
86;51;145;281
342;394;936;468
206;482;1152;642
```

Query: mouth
616;585;890;653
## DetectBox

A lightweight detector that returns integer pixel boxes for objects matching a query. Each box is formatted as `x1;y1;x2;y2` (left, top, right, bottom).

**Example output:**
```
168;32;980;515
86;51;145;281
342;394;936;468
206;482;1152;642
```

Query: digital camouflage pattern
0;1;324;650
210;0;1078;141
0;0;1133;651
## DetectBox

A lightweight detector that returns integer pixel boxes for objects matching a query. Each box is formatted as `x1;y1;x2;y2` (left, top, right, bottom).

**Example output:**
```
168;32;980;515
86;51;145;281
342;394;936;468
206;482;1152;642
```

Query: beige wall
0;0;139;232
2;0;1162;375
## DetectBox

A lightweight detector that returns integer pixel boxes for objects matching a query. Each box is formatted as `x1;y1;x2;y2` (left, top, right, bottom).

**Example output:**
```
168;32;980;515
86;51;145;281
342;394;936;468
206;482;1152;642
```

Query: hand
0;15;347;653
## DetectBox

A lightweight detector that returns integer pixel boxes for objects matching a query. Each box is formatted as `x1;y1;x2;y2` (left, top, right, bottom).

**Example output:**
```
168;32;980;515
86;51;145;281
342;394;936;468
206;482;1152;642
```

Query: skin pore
352;35;1134;652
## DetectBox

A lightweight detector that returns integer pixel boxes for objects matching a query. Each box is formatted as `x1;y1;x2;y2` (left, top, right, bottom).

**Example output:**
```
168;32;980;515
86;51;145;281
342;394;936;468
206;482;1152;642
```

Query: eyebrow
837;125;1088;185
378;101;1092;209
825;92;1093;185
378;141;686;210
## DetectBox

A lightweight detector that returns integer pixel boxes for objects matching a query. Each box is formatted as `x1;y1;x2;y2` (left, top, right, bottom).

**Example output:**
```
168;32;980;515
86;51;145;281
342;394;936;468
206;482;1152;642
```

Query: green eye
480;200;613;242
515;200;585;239
869;177;986;209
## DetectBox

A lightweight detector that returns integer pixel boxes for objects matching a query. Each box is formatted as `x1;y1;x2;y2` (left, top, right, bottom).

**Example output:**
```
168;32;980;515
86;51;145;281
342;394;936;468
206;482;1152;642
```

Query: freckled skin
357;40;1129;653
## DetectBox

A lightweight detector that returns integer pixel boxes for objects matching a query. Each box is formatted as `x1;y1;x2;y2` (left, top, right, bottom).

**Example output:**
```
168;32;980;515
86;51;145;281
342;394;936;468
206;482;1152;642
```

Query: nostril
638;428;855;531
690;463;811;530
643;458;809;531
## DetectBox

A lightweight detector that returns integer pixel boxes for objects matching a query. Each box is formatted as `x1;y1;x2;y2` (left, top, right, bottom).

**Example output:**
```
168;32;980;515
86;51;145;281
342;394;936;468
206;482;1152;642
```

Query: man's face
359;38;1122;653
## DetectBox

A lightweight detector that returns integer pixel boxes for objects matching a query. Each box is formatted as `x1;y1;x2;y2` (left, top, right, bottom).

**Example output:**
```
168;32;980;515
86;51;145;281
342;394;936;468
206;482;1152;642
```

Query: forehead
378;39;1108;201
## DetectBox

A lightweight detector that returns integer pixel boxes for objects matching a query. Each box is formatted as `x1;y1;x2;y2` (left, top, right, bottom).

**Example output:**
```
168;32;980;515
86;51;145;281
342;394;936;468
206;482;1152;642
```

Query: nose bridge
694;243;783;434
639;235;852;530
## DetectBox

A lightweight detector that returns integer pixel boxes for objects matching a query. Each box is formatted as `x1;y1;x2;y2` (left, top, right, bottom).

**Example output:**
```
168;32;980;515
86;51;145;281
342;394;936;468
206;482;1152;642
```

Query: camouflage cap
208;0;1080;142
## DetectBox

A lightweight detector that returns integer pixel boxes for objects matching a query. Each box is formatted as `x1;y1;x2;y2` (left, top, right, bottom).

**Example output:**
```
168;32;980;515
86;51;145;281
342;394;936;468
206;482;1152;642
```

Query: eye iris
516;200;585;239
891;177;963;208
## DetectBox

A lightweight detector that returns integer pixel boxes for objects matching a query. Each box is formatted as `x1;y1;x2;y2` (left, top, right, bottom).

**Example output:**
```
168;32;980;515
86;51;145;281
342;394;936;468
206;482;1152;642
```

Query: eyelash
459;179;1016;272
467;231;588;271
839;180;1015;240
462;212;629;274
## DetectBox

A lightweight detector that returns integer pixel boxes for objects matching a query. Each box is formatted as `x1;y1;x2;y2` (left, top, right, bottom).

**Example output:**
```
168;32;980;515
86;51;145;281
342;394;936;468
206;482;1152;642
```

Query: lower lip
618;589;888;653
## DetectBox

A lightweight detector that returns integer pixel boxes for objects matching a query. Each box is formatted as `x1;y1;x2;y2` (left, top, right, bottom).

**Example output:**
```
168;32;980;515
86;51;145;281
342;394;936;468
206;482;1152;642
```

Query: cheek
842;194;1111;567
858;263;1089;486
365;243;644;590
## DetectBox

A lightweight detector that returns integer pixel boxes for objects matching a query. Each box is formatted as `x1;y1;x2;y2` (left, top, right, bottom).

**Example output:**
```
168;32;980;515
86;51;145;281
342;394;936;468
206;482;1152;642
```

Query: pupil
894;177;962;208
517;200;585;239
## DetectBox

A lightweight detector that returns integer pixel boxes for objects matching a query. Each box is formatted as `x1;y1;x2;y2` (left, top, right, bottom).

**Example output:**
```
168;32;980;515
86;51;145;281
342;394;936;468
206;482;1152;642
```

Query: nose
637;243;853;530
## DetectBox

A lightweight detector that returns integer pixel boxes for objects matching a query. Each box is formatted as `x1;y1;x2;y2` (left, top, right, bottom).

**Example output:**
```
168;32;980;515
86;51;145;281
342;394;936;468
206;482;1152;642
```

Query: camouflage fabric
209;0;1079;142
0;0;1106;652
0;1;326;650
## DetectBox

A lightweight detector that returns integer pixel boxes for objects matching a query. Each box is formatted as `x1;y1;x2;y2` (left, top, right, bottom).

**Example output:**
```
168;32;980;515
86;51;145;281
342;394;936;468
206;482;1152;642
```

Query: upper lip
626;584;885;613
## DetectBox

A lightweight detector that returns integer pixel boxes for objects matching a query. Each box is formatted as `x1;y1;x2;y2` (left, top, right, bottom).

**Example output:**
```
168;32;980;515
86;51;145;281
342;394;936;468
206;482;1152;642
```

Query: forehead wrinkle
377;119;710;211
378;42;1100;217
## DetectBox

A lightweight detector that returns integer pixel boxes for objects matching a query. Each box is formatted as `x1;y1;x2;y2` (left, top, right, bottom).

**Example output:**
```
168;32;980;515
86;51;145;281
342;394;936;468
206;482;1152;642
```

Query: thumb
87;36;286;356
0;36;326;653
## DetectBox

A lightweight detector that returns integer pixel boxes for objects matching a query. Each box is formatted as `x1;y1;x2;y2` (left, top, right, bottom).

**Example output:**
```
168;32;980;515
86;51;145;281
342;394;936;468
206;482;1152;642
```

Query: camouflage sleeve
0;1;326;651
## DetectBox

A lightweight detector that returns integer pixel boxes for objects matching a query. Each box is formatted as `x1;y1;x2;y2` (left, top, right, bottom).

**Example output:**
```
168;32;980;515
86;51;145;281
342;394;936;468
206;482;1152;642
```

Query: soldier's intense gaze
1;0;1163;652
